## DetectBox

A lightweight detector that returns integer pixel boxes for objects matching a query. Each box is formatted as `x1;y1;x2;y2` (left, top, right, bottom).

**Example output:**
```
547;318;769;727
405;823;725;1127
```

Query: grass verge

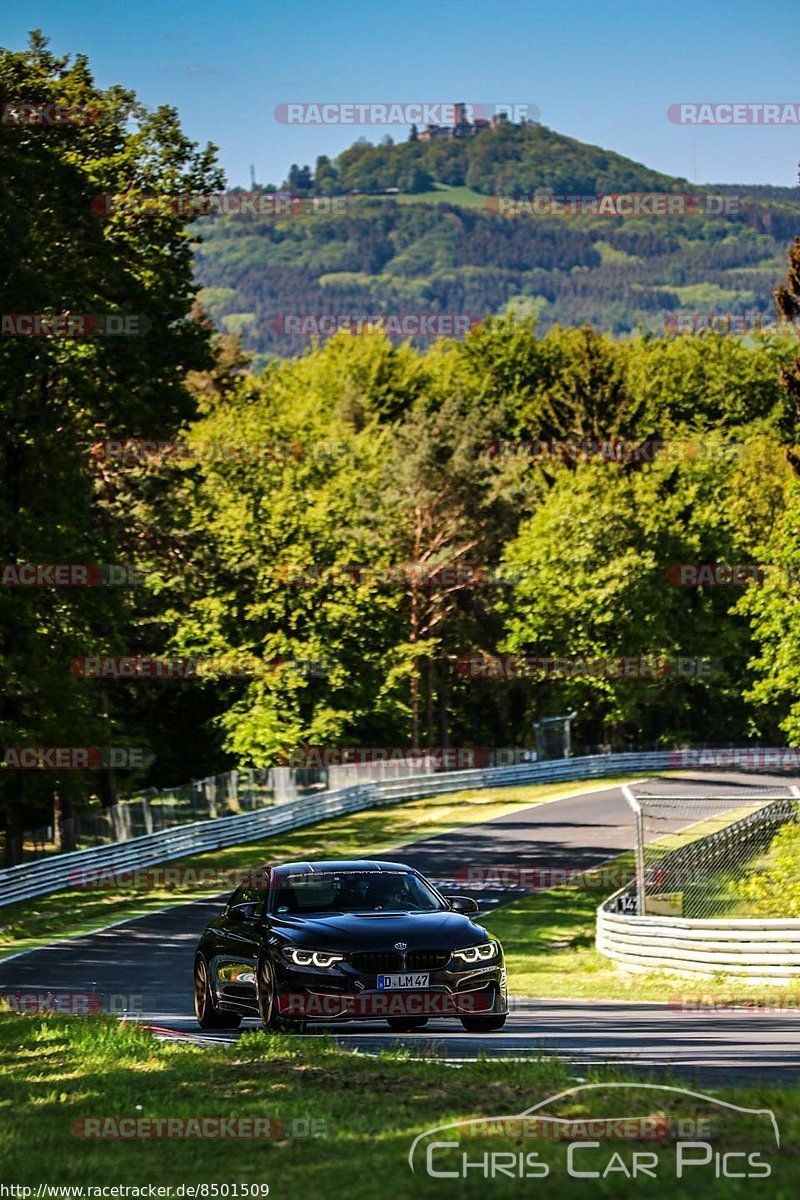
389;183;489;208
0;1015;795;1197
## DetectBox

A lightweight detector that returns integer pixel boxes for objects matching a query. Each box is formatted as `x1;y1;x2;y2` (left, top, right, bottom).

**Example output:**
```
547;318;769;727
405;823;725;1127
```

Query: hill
290;118;689;197
192;121;800;363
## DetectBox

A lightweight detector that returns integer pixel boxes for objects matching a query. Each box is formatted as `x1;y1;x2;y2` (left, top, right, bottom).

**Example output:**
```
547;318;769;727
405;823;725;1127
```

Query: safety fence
9;757;448;862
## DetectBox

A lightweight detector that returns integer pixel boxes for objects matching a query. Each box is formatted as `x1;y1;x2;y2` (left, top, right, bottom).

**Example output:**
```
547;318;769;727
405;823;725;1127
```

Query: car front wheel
194;957;242;1030
257;957;305;1033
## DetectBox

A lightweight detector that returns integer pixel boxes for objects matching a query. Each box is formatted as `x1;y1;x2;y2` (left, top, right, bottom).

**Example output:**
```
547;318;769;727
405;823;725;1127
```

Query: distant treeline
194;197;799;360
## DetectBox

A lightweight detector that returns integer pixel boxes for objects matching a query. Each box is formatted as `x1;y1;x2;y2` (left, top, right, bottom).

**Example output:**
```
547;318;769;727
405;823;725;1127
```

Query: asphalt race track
3;770;800;1082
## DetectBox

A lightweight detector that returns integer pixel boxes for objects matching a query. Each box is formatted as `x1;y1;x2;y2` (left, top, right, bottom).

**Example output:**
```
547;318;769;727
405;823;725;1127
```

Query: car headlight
451;940;499;964
283;947;344;968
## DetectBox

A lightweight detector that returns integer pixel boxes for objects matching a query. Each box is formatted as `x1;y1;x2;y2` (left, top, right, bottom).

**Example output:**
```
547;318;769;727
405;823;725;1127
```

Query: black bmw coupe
194;859;508;1033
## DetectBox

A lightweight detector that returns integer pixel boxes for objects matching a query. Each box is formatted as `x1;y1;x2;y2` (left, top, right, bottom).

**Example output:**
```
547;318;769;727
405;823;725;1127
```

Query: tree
380;394;517;747
0;33;222;860
737;486;800;743
499;440;788;748
734;237;800;742
155;333;410;765
313;154;338;196
286;163;312;194
398;164;434;194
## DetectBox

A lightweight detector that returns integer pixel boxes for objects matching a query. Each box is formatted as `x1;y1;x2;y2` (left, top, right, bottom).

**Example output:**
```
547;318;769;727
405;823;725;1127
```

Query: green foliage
497;439;789;744
736;486;800;742
726;821;800;916
193;125;800;359
154;320;800;765
0;33;222;855
296;121;688;199
193;193;797;358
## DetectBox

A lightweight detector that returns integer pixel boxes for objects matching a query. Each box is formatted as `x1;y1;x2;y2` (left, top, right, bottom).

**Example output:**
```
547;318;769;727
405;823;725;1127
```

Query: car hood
271;909;490;949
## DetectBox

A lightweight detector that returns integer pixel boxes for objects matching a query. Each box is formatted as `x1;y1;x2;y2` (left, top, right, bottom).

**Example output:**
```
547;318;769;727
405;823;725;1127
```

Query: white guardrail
0;750;675;908
596;909;800;978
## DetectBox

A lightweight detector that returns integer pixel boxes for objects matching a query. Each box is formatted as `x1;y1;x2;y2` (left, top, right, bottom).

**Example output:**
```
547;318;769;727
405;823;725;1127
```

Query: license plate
377;972;429;990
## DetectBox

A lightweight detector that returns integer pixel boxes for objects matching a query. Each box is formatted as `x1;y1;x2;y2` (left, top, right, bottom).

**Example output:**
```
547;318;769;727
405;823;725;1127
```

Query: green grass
4;775;800;1195
594;240;642;265
487;879;717;1002
668;282;756;308
0;1014;796;1197
493;881;800;1002
0;776;638;959
389;183;490;208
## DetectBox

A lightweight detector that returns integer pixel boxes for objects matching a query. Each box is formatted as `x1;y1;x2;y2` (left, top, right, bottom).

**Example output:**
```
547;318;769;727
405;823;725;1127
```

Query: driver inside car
368;874;416;910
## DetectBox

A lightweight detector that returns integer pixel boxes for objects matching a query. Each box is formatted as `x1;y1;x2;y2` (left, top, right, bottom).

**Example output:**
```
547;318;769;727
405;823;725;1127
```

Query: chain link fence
6;757;449;863
611;784;800;918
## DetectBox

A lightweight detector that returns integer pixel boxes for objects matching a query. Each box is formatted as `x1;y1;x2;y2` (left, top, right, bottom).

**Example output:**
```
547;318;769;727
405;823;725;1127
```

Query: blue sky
3;0;799;188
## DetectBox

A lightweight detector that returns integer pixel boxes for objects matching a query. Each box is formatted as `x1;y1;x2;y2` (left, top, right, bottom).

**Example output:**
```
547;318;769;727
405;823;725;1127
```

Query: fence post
623;784;647;915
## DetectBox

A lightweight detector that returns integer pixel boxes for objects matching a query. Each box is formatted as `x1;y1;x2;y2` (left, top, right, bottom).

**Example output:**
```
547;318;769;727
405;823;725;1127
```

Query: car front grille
348;949;451;973
408;949;451;970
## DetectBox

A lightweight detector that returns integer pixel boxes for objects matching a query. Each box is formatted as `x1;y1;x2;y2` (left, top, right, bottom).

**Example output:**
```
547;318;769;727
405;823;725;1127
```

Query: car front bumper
273;959;508;1022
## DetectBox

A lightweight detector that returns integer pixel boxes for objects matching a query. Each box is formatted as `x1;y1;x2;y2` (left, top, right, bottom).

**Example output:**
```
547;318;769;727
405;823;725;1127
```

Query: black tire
257;957;306;1033
460;1014;507;1032
194;957;242;1030
386;1017;429;1032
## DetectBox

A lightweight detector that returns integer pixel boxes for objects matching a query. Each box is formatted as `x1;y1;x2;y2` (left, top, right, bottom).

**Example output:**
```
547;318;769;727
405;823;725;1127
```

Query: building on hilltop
418;102;509;142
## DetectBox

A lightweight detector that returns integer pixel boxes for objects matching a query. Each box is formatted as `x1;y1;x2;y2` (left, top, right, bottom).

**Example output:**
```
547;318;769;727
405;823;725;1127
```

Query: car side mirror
449;895;479;914
229;902;258;923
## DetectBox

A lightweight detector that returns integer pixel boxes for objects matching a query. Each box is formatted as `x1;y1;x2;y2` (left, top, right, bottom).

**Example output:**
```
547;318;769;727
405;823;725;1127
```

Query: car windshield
271;870;445;915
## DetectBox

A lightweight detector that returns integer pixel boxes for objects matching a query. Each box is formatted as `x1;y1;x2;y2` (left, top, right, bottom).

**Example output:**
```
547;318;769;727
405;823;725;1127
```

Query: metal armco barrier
0;750;675;908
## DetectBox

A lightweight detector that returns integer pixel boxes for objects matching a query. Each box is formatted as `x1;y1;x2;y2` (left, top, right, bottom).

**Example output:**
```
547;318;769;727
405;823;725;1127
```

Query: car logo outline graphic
407;1082;780;1173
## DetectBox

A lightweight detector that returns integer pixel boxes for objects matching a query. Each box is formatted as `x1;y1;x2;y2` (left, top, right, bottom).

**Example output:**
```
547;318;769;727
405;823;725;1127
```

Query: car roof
273;859;413;875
